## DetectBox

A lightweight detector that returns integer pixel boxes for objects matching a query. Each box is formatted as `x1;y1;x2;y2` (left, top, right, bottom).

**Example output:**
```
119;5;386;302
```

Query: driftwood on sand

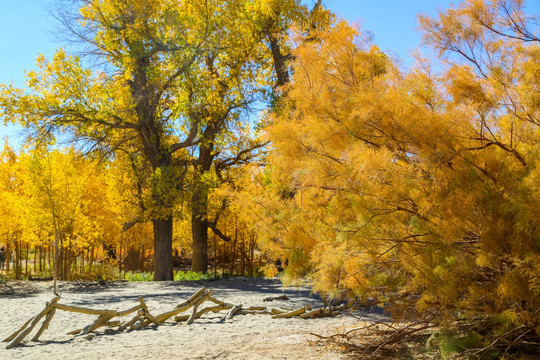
3;287;346;349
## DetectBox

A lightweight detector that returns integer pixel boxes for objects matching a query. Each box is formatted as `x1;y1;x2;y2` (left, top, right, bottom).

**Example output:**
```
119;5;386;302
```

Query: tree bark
268;33;291;87
191;189;208;273
14;240;21;280
190;126;216;273
5;243;11;273
153;216;173;280
25;242;29;276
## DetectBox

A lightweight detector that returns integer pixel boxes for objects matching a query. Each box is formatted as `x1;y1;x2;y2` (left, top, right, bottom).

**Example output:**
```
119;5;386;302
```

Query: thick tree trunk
64;248;72;281
5;244;11;273
153;216;173;280
191;190;208;273
268;33;290;87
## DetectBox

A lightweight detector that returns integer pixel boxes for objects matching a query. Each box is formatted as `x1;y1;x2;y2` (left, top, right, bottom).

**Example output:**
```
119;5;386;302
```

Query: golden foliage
237;2;539;350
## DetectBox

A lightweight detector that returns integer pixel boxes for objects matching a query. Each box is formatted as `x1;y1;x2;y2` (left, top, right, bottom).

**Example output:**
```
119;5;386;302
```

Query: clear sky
1;0;538;143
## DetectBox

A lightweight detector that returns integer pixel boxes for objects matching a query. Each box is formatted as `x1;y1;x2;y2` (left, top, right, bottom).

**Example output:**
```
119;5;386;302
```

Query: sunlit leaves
243;1;539;337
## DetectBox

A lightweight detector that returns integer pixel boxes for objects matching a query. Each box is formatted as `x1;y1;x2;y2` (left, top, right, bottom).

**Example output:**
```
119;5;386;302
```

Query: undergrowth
124;270;235;282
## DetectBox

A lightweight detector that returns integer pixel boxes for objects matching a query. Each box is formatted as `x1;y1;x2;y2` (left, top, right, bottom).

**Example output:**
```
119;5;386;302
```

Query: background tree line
0;142;265;280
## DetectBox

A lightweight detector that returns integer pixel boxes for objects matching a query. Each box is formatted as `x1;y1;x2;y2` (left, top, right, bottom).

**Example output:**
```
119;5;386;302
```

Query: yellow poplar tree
0;142;28;278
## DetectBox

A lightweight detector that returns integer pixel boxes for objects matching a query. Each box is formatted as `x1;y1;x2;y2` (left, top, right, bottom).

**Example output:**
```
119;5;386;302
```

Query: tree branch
215;141;269;170
207;222;232;243
169;118;201;154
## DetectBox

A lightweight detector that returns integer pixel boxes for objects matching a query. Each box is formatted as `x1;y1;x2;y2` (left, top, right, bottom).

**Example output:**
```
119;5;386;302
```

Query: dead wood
82;314;110;335
272;305;311;319
270;308;293;315
117;304;142;317
239;306;269;315
5;287;347;349
55;303;117;317
187;289;214;325
5;297;60;349
138;297;161;326
31;308;56;341
174;304;233;322
118;311;144;332
154;287;207;323
68;320;121;335
300;307;325;319
222;304;243;321
208;294;233;307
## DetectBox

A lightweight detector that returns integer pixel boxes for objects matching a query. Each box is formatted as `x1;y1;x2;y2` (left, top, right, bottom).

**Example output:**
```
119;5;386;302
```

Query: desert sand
0;277;386;359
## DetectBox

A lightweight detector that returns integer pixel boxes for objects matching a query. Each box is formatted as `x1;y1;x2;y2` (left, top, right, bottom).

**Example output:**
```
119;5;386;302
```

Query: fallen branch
272;305;311;319
5;297;60;349
118;311;144;332
187;289;214;325
223;304;243;321
139;297;161;326
174;304;233;322
154;287;207;323
32;308;56;341
68;320;121;335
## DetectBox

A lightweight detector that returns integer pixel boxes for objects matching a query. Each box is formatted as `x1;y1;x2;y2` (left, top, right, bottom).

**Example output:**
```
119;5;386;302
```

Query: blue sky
0;0;457;87
1;0;538;143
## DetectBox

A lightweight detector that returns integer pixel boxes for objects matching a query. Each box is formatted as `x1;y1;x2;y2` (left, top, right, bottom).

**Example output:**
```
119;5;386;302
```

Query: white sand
0;278;386;359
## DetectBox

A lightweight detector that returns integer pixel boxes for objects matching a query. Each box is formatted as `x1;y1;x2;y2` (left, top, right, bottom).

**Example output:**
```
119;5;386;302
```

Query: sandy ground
0;277;387;360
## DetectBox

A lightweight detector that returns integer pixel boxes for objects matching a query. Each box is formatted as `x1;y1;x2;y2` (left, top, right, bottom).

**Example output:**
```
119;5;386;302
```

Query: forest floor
0;277;390;359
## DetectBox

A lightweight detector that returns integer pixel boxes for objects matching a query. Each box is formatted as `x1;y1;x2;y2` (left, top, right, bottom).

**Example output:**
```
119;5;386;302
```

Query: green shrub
437;331;484;358
174;270;216;281
124;271;153;282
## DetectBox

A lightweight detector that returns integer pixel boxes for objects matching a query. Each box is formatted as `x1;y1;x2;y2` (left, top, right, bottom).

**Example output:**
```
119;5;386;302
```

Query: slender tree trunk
213;234;217;276
38;245;42;273
81;249;85;273
48;245;52;271
118;237;122;277
222;237;226;274
59;248;64;280
5;244;10;273
25;242;29;276
241;231;245;276
54;230;59;292
64;248;72;281
5;249;9;274
18;241;23;277
250;234;255;276
89;246;94;268
230;219;238;275
230;237;236;275
153;216;173;280
14;240;21;280
33;243;37;275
